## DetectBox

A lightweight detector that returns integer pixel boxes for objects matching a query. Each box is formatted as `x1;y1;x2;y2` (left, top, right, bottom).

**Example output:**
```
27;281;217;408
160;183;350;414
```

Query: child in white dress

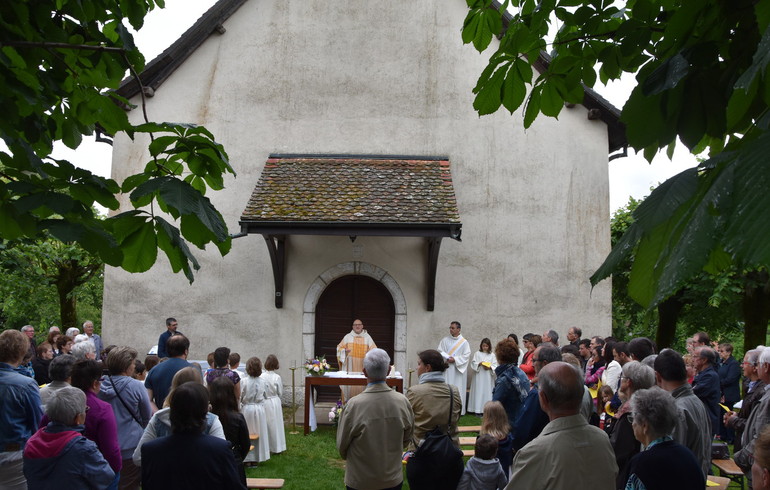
260;354;286;454
240;357;270;462
467;338;497;414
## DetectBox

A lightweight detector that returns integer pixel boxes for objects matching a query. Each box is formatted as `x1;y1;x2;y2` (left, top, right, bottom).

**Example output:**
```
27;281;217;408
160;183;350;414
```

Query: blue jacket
0;362;42;451
492;363;530;431
511;385;549;451
693;366;721;436
23;422;115;490
718;356;741;405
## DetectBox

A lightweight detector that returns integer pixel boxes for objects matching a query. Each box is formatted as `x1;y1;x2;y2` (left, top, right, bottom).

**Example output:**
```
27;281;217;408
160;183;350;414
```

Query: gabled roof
117;0;627;155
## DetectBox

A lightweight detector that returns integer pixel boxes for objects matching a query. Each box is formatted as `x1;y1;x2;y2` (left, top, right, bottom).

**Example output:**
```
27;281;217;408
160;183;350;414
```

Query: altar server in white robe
260;354;286;454
467;337;497;414
438;321;471;415
241;357;270;463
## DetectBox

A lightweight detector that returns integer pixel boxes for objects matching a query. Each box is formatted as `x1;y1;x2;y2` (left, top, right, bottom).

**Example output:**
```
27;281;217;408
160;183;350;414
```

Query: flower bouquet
329;399;343;426
305;355;332;376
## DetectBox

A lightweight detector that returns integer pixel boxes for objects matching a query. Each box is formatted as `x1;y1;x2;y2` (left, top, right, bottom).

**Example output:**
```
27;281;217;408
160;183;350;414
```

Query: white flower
313;365;320;372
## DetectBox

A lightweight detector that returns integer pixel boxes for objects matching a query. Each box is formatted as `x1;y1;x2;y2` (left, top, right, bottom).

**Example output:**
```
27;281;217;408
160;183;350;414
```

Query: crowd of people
336;323;767;490
0;319;286;490
5;316;769;490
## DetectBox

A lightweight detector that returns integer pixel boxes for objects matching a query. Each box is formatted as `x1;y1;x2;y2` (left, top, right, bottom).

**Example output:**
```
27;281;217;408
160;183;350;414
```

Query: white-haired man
337;348;414;490
725;348;766;452
20;325;36;360
82;321;103;359
736;347;770;486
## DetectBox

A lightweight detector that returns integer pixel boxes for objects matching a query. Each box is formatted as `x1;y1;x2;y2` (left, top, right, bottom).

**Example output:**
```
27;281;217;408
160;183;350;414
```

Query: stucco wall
104;0;612;384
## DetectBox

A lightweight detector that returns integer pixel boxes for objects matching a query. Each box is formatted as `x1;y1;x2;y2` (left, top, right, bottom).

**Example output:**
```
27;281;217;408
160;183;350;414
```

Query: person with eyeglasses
609;361;656;489
653;348;711;479
691;346;721;437
623;387;705;490
725;348;766;453
510;343;561;453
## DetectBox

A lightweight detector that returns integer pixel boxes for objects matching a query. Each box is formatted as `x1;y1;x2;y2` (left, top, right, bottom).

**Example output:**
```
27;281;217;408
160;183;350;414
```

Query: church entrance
314;274;395;401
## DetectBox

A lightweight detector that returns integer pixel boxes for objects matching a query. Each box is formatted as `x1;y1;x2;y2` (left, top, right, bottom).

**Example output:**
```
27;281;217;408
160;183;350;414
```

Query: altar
304;372;404;434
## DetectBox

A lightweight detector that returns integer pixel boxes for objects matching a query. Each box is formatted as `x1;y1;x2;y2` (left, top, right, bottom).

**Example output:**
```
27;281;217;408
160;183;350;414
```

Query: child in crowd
599;385;615;431
467;338;497;414
206;347;241;399
241;356;270;463
457;434;508;490
209;377;250;485
143;355;160;374
204;352;215;386
229;352;242;380
261;354;286;454
133;359;146;381
480;400;513;479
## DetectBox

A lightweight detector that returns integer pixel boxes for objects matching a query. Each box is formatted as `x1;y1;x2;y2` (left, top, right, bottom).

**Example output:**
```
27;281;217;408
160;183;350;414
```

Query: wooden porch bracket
427;237;442;311
263;235;286;308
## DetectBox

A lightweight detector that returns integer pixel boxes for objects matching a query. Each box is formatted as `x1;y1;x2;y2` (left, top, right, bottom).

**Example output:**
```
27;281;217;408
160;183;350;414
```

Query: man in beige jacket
336;349;414;490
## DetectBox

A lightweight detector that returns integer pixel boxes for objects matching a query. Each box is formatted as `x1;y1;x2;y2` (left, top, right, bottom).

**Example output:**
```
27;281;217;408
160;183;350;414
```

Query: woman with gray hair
608;360;655;489
98;347;152;490
71;340;96;361
623;387;705;489
23;386;115;489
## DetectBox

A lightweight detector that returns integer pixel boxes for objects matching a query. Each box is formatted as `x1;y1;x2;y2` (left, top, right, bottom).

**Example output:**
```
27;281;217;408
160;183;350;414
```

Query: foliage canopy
462;0;770;309
0;0;234;283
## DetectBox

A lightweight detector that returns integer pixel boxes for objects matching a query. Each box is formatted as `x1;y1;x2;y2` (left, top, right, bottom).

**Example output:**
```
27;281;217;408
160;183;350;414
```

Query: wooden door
314;275;395;401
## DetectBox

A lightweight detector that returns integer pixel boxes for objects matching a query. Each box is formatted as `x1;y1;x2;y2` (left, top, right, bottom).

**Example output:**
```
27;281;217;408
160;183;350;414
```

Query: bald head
538;361;584;419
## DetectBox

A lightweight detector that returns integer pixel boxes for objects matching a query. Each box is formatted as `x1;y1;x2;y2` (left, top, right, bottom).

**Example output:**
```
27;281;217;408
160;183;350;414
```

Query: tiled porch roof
241;156;461;224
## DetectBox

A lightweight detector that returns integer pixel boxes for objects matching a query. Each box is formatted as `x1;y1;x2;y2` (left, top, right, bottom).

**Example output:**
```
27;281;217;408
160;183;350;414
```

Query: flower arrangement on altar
329;399;343;426
304;356;332;376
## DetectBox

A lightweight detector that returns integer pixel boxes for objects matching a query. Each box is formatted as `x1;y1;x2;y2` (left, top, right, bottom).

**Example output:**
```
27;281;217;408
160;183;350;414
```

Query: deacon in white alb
438;321;471;415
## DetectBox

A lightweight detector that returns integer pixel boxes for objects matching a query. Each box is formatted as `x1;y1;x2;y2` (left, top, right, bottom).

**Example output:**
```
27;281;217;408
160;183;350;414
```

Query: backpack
406;384;464;490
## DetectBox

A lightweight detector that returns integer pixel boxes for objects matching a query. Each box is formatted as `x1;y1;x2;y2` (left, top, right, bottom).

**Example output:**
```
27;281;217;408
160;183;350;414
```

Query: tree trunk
742;270;770;353
56;261;79;330
656;291;685;349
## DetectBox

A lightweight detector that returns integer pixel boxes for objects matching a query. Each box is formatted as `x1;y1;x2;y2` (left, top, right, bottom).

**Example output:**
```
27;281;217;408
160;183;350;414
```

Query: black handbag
406;384;464;490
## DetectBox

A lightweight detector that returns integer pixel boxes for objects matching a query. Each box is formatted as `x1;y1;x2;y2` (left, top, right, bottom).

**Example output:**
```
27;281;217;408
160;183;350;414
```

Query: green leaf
540;79;564;117
154;216;199;283
120;220;158;273
722;132;770;265
501;64;527;113
0;203;35;239
473;65;507;115
734;24;770;92
155;178;229;241
523;86;542;128
642;53;689;96
148;135;177;157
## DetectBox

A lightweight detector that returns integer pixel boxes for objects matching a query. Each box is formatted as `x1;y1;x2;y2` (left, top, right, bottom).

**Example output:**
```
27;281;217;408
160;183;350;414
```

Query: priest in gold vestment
337;319;377;401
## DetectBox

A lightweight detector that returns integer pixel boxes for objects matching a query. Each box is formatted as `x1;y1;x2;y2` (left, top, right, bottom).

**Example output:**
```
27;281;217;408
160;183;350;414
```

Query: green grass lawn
246;414;482;489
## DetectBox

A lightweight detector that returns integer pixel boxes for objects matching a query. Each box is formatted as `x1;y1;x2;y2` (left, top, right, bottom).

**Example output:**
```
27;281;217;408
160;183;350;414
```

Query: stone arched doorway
314;275;395;368
302;262;407;376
